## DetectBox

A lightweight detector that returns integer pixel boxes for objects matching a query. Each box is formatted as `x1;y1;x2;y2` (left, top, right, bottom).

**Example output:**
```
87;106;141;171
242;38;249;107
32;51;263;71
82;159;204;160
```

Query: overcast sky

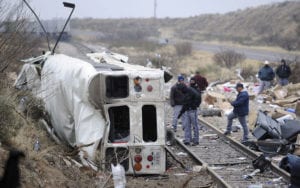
25;0;287;19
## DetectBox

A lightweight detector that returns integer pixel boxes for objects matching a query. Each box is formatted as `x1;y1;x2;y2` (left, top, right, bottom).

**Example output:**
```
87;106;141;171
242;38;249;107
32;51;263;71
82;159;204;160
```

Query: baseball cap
235;83;244;89
178;75;184;81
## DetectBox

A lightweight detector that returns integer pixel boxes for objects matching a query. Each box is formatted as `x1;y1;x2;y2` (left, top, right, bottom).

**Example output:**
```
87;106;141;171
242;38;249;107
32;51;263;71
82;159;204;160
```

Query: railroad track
171;118;291;188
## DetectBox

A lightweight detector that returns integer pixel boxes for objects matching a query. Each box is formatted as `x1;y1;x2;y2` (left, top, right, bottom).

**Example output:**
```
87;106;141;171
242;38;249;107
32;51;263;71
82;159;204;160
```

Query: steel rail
199;118;291;182
175;137;232;188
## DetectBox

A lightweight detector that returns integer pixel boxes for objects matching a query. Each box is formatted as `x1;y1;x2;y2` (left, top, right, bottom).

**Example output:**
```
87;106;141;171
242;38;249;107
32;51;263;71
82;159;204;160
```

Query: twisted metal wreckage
14;49;172;174
14;1;172;174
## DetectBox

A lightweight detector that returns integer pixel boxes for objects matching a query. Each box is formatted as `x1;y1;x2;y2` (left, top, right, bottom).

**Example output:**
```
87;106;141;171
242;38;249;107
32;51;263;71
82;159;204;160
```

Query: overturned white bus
14;51;171;174
17;1;173;174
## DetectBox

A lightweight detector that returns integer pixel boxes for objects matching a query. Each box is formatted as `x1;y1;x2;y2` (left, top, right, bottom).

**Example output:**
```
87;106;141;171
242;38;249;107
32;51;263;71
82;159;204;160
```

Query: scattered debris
62;158;72;167
33;137;40;152
243;169;260;180
66;156;83;168
210;166;223;170
144;175;169;180
176;152;188;157
202;134;219;140
174;173;188;176
192;165;205;172
200;108;222;117
111;164;126;188
272;176;283;183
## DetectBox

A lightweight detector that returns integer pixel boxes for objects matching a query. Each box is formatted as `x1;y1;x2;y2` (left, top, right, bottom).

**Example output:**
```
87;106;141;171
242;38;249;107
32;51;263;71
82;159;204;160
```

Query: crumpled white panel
39;54;105;159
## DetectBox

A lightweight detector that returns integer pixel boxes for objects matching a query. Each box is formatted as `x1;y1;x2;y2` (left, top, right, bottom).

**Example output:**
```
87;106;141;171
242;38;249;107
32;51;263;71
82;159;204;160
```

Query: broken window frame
142;105;158;142
105;75;129;99
107;105;130;143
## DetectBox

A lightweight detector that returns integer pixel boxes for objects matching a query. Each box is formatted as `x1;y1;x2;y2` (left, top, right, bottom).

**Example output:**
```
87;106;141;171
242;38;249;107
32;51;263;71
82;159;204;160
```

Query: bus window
106;76;129;98
108;106;130;143
142;105;157;142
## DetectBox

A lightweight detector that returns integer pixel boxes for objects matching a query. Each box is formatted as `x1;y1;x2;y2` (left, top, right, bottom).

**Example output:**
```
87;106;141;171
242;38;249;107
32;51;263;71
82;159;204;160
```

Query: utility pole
154;0;157;18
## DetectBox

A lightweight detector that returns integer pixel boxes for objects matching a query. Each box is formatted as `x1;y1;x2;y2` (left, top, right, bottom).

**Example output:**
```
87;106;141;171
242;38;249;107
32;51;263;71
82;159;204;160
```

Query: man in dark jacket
258;61;275;94
178;85;201;146
170;75;186;132
189;77;202;105
193;71;208;92
224;83;249;142
276;59;291;86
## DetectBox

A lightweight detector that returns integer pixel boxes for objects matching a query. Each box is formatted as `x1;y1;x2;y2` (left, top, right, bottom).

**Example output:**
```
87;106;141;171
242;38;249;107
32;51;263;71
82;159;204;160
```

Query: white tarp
41;54;105;160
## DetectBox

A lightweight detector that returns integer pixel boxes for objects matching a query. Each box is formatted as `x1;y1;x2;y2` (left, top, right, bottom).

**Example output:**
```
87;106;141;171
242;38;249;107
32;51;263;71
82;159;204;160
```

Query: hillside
172;1;300;50
71;1;300;51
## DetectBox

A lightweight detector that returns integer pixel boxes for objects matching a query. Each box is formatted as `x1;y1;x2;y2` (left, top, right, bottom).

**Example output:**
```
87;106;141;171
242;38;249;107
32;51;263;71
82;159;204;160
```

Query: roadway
192;42;299;62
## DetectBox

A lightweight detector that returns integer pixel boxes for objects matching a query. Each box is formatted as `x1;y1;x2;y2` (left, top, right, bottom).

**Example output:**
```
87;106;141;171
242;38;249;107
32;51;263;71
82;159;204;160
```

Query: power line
154;0;157;18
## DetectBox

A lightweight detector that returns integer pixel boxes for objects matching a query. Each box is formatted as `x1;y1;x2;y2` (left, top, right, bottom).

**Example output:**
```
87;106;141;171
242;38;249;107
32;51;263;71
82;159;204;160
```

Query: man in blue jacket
224;83;249;142
258;61;275;94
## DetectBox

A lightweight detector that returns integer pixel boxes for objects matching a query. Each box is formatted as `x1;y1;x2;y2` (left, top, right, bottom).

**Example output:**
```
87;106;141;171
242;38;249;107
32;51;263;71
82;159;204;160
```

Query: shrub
174;42;192;57
213;49;246;68
0;96;22;142
289;57;300;83
240;62;260;81
149;53;179;69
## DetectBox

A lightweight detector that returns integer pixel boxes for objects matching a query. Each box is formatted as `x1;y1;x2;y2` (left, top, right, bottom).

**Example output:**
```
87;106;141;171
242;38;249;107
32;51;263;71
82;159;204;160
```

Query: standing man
193;71;208;92
170;75;186;132
178;85;201;146
190;77;202;116
276;59;291;86
189;77;200;94
224;83;249;142
258;61;275;94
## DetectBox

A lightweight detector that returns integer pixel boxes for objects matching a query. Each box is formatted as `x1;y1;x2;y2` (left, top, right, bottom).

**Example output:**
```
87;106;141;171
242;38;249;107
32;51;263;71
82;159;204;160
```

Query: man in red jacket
193;71;208;92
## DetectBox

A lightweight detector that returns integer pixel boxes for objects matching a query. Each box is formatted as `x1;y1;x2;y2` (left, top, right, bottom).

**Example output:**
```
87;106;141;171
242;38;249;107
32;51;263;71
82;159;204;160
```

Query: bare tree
213;49;246;68
0;1;41;73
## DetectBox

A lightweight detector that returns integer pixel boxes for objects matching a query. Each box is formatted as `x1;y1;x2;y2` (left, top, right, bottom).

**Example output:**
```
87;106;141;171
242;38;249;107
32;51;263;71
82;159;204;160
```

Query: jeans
258;80;271;94
278;78;289;86
183;110;199;143
226;111;249;141
172;105;183;130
